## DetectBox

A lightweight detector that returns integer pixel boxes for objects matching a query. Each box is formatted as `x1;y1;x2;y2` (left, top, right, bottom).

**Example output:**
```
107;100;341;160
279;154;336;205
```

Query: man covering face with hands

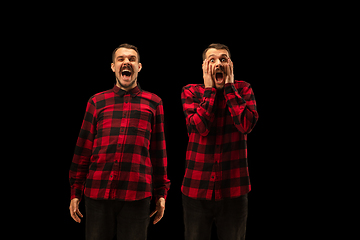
181;43;259;240
202;47;234;89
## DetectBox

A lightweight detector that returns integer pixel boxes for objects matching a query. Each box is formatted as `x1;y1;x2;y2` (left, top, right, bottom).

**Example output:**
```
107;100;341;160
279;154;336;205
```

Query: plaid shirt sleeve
69;97;96;201
150;100;171;201
181;81;258;200
181;85;217;136
224;82;258;134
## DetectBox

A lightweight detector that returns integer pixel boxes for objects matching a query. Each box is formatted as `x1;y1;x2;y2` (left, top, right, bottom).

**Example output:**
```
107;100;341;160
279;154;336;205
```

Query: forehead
206;48;229;59
114;48;137;58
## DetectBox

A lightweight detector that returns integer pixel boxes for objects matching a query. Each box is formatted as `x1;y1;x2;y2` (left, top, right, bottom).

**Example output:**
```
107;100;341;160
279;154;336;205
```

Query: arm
224;82;259;134
69;98;97;202
150;100;171;201
149;100;170;224
181;85;216;136
180;58;217;136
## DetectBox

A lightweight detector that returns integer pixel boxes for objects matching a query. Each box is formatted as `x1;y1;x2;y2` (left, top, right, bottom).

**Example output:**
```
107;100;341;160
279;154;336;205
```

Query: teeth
121;69;132;77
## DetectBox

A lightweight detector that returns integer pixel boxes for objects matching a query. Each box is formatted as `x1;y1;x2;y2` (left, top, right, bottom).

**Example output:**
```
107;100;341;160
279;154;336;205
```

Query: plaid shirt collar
112;84;142;97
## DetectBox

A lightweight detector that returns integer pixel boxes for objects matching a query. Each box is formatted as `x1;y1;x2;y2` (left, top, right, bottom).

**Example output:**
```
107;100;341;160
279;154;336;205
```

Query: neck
116;78;137;91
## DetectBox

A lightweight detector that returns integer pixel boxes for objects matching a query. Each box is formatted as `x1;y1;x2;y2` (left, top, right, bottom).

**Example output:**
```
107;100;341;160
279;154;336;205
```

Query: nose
214;59;222;68
214;58;221;66
122;59;131;68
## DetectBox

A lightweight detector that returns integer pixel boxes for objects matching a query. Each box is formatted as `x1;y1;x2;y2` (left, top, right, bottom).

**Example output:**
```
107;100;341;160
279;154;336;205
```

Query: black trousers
182;194;248;240
85;197;150;240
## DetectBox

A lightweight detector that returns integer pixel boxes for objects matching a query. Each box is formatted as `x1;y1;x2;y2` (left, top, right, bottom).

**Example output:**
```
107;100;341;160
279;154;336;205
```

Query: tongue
122;73;131;81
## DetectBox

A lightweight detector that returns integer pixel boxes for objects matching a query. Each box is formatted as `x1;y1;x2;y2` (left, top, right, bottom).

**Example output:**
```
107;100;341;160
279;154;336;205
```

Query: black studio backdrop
48;23;289;239
26;1;334;236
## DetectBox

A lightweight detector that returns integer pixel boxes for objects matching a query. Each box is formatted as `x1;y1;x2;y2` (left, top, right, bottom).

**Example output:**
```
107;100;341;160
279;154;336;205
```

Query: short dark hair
202;43;231;61
112;43;140;63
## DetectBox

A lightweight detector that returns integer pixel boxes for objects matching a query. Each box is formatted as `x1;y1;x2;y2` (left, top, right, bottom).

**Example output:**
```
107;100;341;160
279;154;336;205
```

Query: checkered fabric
69;85;170;201
181;81;258;200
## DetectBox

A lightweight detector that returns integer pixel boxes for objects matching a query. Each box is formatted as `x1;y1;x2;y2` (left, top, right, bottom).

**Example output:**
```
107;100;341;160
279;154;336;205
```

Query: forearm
69;154;91;201
151;101;171;201
183;87;216;136
151;157;170;201
69;98;96;200
225;83;259;134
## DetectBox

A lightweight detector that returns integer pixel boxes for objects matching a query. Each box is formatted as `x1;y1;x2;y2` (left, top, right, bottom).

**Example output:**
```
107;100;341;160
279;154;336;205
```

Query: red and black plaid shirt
69;85;170;201
181;81;258;200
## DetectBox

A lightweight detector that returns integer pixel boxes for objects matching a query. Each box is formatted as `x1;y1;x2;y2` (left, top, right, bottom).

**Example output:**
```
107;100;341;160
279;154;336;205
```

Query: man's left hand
225;57;234;84
150;197;165;224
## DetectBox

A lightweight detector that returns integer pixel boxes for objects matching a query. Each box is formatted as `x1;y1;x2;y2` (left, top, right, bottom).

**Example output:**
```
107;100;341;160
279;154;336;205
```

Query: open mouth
121;69;132;80
215;72;224;83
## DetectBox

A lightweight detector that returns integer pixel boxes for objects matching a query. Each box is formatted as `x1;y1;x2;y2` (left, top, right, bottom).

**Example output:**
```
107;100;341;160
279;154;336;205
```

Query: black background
28;6;324;239
56;39;285;239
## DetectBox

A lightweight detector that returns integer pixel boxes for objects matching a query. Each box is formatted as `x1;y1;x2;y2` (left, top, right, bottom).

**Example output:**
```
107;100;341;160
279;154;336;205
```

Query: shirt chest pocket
129;109;153;133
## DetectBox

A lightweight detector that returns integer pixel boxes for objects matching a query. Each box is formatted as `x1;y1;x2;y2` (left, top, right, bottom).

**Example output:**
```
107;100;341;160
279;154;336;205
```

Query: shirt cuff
204;87;216;98
154;192;168;202
70;187;84;202
224;83;236;94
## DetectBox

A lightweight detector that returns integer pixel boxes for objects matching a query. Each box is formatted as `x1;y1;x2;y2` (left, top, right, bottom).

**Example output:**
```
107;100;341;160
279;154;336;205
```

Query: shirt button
110;175;113;178
120;128;124;132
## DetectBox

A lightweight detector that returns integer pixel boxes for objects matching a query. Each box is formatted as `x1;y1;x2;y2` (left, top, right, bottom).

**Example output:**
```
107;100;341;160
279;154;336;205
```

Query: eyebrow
207;54;228;59
116;55;137;59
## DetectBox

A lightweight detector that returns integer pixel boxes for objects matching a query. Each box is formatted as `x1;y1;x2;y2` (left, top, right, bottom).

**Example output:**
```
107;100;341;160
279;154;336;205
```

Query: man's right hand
202;59;214;88
69;198;83;223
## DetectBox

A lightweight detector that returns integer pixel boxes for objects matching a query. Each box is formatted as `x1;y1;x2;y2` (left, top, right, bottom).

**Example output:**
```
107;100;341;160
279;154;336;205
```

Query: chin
215;81;225;89
118;77;136;89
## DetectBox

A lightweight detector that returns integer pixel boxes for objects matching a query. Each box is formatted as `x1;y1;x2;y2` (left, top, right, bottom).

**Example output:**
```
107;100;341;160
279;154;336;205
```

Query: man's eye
210;59;215;62
221;58;227;62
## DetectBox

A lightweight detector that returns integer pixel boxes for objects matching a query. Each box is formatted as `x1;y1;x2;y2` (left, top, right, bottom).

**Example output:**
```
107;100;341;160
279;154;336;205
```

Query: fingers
202;59;209;74
153;205;164;225
150;198;165;224
149;210;157;218
70;208;82;223
69;199;83;223
224;57;231;72
225;57;234;84
76;208;84;218
203;59;214;88
208;59;214;76
70;207;82;223
225;59;231;75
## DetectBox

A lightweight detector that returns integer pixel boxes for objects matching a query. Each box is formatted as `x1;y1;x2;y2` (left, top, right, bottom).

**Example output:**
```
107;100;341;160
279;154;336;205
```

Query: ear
138;63;142;72
111;63;115;72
